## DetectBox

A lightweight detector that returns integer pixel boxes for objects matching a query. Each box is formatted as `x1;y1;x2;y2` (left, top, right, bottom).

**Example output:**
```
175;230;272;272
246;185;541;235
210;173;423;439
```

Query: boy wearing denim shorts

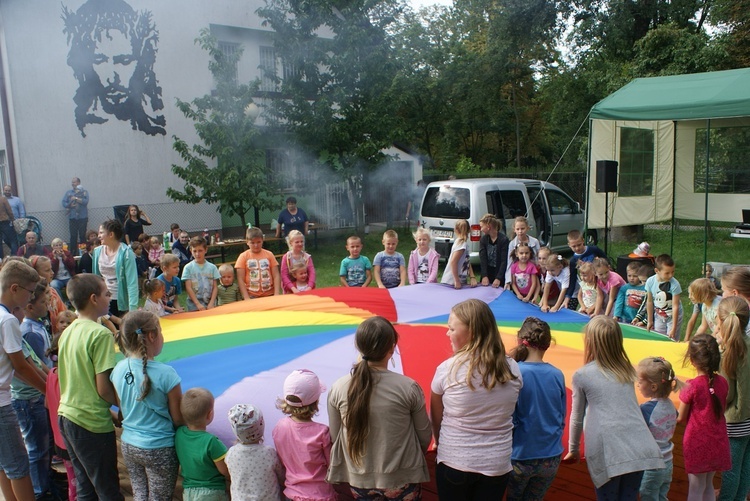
0;260;44;499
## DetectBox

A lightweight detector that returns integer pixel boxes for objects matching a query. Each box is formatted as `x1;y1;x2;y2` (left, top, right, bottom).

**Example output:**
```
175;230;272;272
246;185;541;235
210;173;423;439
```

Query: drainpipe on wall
0;11;18;193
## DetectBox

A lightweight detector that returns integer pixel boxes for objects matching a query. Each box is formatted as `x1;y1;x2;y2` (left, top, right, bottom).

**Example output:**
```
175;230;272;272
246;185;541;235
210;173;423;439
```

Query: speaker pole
604;192;608;256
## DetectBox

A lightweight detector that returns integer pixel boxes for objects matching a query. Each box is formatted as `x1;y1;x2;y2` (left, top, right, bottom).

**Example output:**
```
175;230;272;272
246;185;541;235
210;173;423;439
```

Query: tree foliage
257;0;405;226
255;0;750;181
167;29;277;227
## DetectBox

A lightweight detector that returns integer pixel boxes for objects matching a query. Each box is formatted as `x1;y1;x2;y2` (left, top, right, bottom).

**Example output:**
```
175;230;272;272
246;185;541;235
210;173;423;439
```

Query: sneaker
51;455;63;465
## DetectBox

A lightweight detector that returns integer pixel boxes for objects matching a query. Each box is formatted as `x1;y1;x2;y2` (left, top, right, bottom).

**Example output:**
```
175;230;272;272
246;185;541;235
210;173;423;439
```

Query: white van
419;178;588;263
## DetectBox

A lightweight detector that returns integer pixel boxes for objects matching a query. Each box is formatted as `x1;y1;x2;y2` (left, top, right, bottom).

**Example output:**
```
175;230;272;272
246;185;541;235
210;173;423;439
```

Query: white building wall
0;0;272;236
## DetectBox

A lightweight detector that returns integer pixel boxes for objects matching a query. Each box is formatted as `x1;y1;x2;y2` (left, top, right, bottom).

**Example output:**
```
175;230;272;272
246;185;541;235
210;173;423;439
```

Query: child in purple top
273;369;337;501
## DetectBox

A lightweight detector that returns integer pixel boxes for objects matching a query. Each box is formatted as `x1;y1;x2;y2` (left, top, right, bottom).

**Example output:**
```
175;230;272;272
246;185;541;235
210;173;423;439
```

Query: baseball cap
228;404;265;444
283;369;326;407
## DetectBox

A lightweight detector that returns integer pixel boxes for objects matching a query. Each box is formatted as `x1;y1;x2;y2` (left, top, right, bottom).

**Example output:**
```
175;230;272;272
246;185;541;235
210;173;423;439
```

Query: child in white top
407;228;439;284
510;242;539;302
225;404;285;500
540;254;570;313
594;257;626;317
142;278;167;317
111;311;183;500
636;357;681;501
289;262;311;292
441;219;477;289
685;278;721;341
577;261;599;317
273;369;337;501
505;216;541;286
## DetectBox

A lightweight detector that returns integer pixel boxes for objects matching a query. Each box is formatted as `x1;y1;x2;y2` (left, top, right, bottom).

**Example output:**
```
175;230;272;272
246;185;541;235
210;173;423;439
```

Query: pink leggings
64;459;77;501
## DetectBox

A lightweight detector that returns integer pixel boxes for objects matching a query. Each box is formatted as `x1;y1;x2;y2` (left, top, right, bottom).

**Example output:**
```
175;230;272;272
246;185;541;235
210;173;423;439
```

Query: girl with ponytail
679;333;731;500
715;296;750;500
327;316;431;499
507;317;566;500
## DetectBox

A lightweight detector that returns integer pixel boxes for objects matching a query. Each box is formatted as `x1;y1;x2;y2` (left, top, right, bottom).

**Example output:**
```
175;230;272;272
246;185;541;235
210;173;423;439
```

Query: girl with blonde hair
431;299;522;499
716;296;750;500
564;317;663;499
280;229;316;294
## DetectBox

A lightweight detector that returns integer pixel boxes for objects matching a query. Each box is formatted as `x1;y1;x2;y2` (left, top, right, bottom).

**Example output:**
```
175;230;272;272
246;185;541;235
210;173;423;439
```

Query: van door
526;187;552;247
544;188;581;248
488;189;528;237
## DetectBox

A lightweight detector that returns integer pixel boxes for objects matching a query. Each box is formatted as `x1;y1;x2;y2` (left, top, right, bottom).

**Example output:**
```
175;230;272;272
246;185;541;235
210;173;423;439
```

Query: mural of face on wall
62;0;166;137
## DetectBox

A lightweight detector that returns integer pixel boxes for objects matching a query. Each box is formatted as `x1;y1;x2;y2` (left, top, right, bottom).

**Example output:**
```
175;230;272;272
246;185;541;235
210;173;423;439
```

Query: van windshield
421;186;471;219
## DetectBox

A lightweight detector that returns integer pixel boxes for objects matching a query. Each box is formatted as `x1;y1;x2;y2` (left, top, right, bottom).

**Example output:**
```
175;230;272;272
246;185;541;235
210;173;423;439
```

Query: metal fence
27;201;222;246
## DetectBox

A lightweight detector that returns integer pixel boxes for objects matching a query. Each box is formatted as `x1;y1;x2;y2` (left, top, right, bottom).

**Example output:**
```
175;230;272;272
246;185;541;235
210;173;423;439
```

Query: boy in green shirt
57;274;123;500
175;387;229;500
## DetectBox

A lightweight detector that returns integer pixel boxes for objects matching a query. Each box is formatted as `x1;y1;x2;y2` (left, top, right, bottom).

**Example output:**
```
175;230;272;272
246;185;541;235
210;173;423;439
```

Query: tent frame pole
669;120;677;256
703;120;710;272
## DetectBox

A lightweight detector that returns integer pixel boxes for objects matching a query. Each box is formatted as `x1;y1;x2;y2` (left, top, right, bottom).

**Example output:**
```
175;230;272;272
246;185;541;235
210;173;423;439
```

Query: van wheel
586;230;598;246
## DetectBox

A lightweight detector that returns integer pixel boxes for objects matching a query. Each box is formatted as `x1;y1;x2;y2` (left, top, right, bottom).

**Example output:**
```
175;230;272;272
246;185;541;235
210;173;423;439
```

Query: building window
267;149;315;191
259;46;277;92
218;41;240;85
618;127;654;197
694;126;750;194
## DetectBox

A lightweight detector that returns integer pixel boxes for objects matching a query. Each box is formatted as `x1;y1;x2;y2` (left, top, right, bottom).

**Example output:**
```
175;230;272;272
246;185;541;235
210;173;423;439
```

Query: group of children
1;227;750;500
128;214;711;347
135;227;317;315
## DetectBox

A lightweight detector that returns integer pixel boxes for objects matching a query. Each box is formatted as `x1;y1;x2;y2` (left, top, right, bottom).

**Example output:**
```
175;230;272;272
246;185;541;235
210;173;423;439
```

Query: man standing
0;195;16;258
3;185;25;219
61;177;89;255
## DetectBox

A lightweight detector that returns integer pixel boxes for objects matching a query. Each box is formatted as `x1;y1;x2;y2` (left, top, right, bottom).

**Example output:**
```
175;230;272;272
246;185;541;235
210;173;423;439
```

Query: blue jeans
595;470;644;501
12;396;50;496
0;404;29;480
60;416;123;501
50;278;70;301
436;462;510;500
639;459;673;501
0;220;18;258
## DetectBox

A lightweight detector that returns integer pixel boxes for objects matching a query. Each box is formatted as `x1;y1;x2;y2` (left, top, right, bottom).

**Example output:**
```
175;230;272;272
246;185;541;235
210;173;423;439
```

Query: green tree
257;0;405;227
167;29;277;228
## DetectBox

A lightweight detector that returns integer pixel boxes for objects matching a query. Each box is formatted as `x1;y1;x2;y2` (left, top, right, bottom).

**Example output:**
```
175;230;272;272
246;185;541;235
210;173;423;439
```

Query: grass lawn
171;222;750;342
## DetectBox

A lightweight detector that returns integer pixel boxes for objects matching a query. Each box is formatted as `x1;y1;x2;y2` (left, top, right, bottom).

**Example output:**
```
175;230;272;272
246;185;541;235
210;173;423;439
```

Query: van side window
421;186;471;219
498;190;527;218
545;190;576;215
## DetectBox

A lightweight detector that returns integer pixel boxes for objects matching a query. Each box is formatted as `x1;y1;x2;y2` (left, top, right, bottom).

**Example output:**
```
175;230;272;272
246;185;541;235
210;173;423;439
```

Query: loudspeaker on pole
595;160;618;193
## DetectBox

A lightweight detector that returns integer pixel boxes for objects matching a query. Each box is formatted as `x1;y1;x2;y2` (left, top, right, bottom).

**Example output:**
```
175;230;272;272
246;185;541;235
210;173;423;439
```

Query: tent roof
590;68;750;121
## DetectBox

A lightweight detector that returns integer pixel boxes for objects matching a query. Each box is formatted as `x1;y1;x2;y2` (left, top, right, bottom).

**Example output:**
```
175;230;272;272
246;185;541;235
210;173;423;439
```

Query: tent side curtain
587;120;674;228
590;68;750;121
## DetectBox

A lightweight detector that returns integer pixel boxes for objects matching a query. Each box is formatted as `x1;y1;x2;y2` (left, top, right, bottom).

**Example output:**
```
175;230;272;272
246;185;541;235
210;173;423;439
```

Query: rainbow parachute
155;285;690;446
